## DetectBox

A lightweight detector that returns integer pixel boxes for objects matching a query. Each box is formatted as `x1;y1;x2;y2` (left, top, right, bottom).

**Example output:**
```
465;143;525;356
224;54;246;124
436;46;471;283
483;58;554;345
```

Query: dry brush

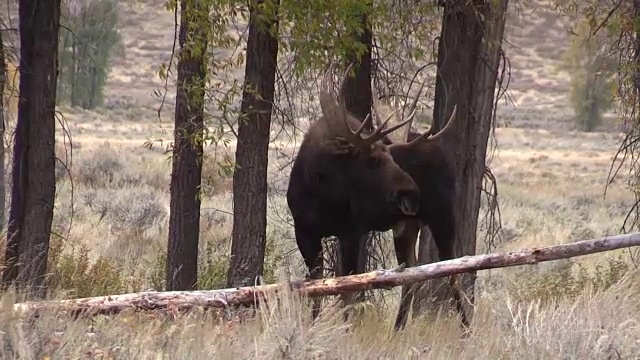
9;232;640;319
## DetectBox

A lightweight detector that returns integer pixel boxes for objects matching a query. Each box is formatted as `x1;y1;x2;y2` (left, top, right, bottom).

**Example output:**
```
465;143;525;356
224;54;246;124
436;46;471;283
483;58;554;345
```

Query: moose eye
366;156;380;168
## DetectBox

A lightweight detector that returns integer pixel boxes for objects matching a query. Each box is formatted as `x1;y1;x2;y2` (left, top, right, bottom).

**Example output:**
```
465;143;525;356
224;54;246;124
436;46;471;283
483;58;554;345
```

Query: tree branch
590;0;623;37
13;232;640;317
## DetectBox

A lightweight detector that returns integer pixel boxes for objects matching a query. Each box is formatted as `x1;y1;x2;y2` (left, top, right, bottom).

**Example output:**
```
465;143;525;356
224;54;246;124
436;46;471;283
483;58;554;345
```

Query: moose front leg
294;226;324;320
392;219;421;330
336;233;368;320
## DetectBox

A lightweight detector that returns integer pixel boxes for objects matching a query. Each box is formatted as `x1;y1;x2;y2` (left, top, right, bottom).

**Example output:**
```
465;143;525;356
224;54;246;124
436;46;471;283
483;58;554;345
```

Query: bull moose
286;62;467;330
371;85;468;330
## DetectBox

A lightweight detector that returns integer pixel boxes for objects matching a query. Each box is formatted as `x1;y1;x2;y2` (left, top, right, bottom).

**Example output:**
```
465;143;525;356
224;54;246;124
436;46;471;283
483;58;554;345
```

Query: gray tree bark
0;30;6;233
1;0;62;299
165;0;209;291
227;0;280;288
413;0;509;320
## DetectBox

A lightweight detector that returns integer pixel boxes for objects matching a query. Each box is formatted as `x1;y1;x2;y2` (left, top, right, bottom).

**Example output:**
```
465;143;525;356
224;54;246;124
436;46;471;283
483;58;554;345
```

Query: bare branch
13;232;640;318
590;0;623;37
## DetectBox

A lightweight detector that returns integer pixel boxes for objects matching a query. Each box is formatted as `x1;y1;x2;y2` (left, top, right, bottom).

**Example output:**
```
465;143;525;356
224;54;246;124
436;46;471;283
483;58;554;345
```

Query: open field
1;0;640;358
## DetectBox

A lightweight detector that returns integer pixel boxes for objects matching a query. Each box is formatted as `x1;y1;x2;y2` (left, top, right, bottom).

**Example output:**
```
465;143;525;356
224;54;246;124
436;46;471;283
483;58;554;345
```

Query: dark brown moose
371;85;468;330
286;62;466;331
286;62;421;317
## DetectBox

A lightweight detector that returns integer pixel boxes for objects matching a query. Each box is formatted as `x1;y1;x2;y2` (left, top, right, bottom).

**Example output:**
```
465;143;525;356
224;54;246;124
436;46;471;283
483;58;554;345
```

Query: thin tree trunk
635;0;639;98
227;0;280;288
0;30;6;233
165;0;209;291
70;39;77;107
340;8;373;128
336;4;373;303
1;0;61;299
414;0;509;319
87;61;98;110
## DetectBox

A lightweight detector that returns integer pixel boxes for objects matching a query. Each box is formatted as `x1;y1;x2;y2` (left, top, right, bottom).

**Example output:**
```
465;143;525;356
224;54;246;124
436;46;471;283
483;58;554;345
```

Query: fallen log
12;232;640;317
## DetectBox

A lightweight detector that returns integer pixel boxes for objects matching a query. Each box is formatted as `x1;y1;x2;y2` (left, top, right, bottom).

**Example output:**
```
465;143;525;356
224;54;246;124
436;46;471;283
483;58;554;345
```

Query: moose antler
372;79;427;143
318;62;414;148
405;105;457;146
372;82;458;146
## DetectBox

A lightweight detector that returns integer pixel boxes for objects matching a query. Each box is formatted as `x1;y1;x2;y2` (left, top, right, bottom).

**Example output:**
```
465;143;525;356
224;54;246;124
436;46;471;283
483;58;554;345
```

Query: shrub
73;143;124;188
47;237;140;298
82;186;166;236
506;255;631;306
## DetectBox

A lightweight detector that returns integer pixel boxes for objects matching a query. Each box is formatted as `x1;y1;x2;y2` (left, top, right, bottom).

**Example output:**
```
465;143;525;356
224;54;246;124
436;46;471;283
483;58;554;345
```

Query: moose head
288;63;423;236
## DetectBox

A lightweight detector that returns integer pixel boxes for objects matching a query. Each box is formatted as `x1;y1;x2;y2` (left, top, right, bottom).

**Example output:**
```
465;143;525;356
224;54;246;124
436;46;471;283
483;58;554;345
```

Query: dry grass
2;270;640;359
0;0;638;358
0;111;632;359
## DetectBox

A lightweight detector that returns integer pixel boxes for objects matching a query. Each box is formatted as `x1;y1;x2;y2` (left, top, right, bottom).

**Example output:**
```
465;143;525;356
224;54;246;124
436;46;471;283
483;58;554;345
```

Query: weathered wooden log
12;232;640;317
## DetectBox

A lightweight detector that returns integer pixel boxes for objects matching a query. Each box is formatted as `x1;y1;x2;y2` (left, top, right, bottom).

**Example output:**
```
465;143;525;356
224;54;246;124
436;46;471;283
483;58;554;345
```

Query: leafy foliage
554;1;640;249
154;0;443;145
46;237;141;298
149;235;283;291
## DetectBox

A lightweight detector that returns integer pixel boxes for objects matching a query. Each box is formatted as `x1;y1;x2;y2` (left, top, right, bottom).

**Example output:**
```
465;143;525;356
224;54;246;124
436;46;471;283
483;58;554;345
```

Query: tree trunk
165;0;209;291
340;9;373;128
1;0;61;299
334;5;374;304
635;0;639;98
15;232;640;318
227;0;280;288
70;38;78;108
0;30;6;233
413;0;509;319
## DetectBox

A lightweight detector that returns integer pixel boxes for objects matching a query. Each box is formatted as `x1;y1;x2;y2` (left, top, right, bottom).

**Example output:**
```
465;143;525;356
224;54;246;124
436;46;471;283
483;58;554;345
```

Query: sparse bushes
72;142;168;190
25;141;243;296
47;237;135;298
82;186;166;236
506;255;631;306
73;143;123;187
44;142;280;294
54;141;74;183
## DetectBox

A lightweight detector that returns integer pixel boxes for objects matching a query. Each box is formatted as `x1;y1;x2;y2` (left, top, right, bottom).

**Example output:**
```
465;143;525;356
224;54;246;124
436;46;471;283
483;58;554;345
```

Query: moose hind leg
354;232;370;303
295;227;323;319
392;219;421;330
428;208;470;329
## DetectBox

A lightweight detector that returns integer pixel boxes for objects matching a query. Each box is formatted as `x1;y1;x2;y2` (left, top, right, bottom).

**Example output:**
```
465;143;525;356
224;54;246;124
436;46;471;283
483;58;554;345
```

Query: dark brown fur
286;64;423;319
287;64;467;331
375;95;469;330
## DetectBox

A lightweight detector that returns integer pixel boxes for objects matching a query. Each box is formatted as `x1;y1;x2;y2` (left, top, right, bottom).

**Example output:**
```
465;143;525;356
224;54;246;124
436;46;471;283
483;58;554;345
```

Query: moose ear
322;137;354;155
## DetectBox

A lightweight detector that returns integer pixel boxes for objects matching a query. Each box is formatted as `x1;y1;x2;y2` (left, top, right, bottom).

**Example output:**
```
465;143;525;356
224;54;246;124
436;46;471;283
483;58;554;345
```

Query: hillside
106;1;577;121
0;1;605;134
